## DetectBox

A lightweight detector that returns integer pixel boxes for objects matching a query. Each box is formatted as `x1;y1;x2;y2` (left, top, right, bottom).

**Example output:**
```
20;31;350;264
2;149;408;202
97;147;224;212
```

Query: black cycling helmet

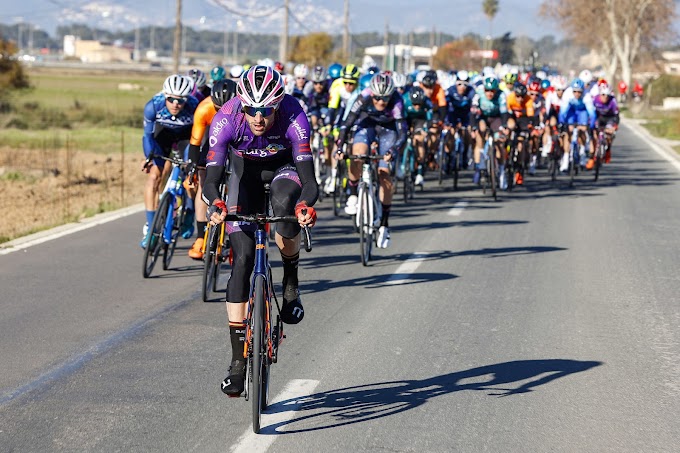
211;78;238;108
409;86;428;106
421;69;438;88
513;81;527;97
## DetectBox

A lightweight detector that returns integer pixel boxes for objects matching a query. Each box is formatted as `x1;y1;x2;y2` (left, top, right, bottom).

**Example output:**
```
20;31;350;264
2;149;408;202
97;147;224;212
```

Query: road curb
0;203;145;255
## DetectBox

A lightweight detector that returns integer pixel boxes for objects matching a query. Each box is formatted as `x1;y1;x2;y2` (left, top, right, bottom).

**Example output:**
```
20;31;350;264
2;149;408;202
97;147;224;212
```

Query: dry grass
0;67;165;243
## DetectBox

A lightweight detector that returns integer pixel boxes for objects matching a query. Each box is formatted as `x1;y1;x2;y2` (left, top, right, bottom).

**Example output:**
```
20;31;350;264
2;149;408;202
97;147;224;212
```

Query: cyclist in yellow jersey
324;64;360;193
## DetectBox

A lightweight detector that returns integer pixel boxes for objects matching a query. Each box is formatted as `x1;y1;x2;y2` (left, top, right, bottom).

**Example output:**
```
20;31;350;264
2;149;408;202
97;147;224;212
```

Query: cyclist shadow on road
263;358;602;434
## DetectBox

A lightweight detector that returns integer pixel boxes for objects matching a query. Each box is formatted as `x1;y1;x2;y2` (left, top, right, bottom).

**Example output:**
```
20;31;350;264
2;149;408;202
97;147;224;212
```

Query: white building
363;45;435;73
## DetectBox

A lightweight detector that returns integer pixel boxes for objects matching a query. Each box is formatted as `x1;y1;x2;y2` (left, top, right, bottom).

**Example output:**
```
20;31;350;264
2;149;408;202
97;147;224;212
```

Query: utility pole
429;26;435;67
223;16;229;65
134;26;140;61
343;0;350;61
279;0;289;63
383;19;389;69
173;0;182;73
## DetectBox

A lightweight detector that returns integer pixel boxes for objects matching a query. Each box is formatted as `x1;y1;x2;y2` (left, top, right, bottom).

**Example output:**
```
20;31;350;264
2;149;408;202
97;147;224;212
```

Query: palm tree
482;0;499;65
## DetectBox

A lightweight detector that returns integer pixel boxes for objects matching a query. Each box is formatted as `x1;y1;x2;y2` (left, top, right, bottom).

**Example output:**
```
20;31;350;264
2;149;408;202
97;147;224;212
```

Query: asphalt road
1;122;679;452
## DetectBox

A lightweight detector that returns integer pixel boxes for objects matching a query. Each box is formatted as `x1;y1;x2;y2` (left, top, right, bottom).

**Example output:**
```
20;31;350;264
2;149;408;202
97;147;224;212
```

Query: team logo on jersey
290;119;308;141
265;143;284;154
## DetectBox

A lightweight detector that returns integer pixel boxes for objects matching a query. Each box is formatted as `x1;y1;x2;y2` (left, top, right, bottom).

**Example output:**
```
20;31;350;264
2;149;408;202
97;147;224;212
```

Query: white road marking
0;204;145;255
387;252;432;285
447;201;469;216
229;379;320;453
623;119;680;173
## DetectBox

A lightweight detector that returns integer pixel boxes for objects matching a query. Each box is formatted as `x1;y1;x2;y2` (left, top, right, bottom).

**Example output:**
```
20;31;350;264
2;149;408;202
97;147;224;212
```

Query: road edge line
0;203;145;255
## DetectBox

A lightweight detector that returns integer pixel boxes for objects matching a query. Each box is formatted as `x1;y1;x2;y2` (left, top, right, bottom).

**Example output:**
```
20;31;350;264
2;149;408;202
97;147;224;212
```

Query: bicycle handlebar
222;213;313;252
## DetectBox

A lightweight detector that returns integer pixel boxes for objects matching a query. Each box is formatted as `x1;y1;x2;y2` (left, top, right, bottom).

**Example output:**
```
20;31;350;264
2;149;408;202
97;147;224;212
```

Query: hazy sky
1;0;557;39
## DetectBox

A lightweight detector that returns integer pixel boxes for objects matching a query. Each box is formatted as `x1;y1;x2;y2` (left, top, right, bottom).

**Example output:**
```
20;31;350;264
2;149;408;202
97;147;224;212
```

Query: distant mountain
2;0;555;39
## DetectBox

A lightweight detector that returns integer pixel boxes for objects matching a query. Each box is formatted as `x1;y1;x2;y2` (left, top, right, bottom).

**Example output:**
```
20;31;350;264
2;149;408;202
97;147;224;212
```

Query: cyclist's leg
376;126;397;248
271;164;306;324
472;118;486;184
413;128;427;184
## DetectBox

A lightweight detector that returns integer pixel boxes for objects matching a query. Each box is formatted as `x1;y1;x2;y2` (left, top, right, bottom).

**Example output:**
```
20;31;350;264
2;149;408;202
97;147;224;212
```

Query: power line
211;0;283;18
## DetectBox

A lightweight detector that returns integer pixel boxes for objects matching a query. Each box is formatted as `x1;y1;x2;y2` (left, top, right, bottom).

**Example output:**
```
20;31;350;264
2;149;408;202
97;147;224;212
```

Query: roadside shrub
5;117;29;129
647;75;680;106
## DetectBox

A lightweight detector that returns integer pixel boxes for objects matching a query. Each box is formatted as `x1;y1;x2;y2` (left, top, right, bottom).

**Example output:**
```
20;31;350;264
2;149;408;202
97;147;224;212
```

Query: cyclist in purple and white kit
336;72;407;249
202;65;318;397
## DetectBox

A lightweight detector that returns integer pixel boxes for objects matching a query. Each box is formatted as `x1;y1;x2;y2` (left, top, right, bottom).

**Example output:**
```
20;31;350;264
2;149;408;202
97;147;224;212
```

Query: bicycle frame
161;164;186;244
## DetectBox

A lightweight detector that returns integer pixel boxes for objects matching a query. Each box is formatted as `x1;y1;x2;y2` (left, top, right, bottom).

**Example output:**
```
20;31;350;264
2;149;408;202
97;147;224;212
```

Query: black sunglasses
166;96;187;105
373;95;390;102
242;106;277;117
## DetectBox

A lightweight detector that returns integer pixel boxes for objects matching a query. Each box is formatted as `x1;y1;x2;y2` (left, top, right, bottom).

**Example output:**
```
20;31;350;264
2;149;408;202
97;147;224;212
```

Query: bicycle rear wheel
143;193;170;278
251;274;269;433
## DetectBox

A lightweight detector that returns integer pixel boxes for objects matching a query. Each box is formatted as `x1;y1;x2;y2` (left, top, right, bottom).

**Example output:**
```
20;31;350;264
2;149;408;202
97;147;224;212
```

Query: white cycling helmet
236;65;286;108
230;64;244;79
456;70;470;84
186;68;207;89
310;65;327;83
553;75;567;90
293;64;309;79
369;72;395;97
163;74;193;97
599;84;612;96
392;72;407;88
579;69;593;84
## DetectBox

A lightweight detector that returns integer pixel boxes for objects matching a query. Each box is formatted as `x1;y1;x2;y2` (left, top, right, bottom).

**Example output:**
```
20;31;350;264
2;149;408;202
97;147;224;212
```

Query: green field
1;68;166;154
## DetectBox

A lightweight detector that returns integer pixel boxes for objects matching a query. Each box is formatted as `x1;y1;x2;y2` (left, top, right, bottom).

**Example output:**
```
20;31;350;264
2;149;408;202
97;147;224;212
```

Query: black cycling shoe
221;359;246;397
280;284;304;324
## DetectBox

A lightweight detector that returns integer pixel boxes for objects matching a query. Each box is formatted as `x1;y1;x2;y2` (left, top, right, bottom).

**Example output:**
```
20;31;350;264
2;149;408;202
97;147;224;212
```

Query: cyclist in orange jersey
503;81;535;185
186;79;237;259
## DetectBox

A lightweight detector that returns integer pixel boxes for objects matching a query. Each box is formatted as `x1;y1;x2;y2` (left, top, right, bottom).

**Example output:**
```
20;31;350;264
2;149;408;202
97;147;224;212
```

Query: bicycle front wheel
202;225;218;302
488;149;497;201
251;274;269;433
358;186;372;266
163;192;186;270
143;193;170;278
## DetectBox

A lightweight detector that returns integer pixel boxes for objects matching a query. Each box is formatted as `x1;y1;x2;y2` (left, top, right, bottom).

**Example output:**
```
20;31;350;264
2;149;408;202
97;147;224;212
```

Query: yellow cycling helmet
341;64;360;82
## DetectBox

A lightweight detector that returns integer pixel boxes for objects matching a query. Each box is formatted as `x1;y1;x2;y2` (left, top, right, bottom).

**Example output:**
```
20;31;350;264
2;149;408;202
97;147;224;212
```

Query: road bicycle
567;127;586;187
399;133;420;203
546;124;564;182
201;169;231;302
311;125;328;201
593;127;613;182
142;150;192;278
331;157;349;217
219;176;312;434
504;129;520;191
348;151;383;266
479;128;498;201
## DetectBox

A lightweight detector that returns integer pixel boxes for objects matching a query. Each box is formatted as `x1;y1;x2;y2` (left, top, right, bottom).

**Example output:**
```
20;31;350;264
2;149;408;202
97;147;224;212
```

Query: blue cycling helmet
328;63;343;79
359;73;372;90
367;66;380;75
571;78;585;91
540;79;551;90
